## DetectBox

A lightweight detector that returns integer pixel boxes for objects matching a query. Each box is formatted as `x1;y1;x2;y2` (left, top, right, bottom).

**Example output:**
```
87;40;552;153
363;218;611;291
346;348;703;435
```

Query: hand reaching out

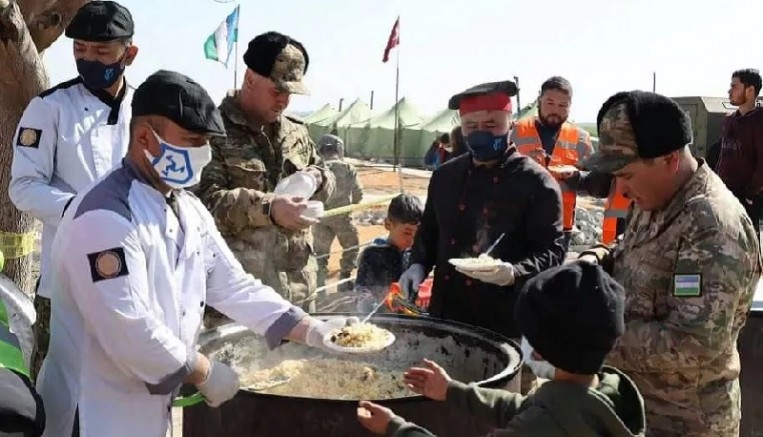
403;359;452;401
357;401;396;434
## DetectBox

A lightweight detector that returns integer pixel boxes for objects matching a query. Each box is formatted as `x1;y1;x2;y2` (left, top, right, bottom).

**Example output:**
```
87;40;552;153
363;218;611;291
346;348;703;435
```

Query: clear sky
43;0;761;123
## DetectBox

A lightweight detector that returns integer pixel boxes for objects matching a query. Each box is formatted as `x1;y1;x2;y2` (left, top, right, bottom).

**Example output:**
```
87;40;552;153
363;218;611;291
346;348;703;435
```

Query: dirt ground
320;166;429;283
354;165;430;195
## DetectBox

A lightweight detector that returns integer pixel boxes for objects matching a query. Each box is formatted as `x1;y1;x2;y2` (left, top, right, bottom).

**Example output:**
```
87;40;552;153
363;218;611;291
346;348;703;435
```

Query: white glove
456;262;515;286
306;316;361;352
520;337;555;380
399;264;426;301
196;360;240;407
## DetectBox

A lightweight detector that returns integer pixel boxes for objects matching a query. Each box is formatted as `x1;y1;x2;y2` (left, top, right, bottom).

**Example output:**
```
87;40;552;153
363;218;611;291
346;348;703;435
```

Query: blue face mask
76;56;125;89
465;130;510;162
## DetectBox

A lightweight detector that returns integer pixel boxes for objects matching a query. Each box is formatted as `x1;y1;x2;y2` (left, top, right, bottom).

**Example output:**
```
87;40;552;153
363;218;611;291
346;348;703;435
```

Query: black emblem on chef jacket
16;128;42;148
87;247;129;282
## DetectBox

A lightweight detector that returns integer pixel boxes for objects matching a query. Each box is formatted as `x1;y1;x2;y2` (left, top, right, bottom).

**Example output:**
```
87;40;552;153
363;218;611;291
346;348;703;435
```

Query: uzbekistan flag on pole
204;5;240;67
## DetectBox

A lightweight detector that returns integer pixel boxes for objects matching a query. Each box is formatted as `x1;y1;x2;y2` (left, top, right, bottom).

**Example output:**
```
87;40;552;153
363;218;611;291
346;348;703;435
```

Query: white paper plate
448;257;502;272
322;329;396;354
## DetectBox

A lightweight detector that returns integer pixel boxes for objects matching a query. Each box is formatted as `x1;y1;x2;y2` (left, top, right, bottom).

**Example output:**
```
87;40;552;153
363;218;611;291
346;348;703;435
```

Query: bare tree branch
22;0;89;52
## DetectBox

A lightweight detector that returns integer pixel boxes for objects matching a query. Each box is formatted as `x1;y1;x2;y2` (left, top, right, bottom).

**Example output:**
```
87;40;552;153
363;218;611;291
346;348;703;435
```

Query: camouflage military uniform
582;100;763;436
196;92;335;324
313;159;363;287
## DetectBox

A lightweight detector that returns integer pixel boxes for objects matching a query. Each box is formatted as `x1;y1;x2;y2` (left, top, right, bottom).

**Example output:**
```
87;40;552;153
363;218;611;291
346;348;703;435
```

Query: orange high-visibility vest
513;118;593;230
602;182;630;245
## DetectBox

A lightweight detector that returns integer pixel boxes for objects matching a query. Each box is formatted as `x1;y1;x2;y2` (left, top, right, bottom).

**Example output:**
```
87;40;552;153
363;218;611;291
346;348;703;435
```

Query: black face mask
76;52;126;89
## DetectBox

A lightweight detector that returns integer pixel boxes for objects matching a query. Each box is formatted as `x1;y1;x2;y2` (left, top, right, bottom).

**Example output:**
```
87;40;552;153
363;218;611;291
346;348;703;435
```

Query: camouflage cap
580;102;639;173
582;91;692;173
243;31;309;95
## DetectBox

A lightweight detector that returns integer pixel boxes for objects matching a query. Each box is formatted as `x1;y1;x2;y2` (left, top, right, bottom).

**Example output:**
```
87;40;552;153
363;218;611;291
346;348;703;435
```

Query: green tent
416;109;460;158
303;103;338;124
307;99;372;147
347;98;424;164
516;101;538;120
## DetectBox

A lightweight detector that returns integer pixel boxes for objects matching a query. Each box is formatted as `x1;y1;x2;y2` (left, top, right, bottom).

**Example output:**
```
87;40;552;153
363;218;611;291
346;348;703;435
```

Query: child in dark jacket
354;194;423;312
358;261;647;437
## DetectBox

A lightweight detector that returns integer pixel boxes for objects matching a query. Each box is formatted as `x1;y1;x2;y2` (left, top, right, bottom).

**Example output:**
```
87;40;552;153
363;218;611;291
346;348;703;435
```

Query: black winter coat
410;148;566;338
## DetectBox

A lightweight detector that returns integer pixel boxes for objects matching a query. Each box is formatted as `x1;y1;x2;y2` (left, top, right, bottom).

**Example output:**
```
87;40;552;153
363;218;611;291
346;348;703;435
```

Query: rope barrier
314;238;379;260
316;275;356;293
320;194;398;218
0;231;37;259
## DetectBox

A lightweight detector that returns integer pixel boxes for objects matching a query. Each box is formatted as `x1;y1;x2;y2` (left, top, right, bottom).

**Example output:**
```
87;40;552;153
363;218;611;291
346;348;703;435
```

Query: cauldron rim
197;313;523;404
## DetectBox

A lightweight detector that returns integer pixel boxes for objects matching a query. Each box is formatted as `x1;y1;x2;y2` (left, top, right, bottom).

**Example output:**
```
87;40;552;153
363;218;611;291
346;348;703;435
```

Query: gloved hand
456;262;515;286
399;264;426;301
306;316;361;352
196;360;240;407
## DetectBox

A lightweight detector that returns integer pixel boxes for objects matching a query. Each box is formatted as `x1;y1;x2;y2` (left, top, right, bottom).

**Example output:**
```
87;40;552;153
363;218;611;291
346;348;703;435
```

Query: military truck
671;96;735;158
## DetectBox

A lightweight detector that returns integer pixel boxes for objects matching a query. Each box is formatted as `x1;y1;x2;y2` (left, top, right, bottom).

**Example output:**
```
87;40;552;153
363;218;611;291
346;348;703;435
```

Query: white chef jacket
9;77;132;299
37;158;307;437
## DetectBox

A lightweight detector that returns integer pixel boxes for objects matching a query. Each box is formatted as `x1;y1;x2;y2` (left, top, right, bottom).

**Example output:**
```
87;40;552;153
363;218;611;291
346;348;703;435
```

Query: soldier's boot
338;271;354;292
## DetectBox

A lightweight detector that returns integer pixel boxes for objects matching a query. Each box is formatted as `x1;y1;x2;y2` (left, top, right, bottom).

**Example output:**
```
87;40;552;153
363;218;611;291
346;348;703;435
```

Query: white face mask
144;130;211;189
521;337;556;380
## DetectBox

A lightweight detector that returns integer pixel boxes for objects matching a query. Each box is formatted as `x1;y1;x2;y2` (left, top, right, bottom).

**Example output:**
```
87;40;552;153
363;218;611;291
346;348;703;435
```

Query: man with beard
399;80;566;343
511;76;594;249
714;68;763;238
7;0;138;377
196;31;335;324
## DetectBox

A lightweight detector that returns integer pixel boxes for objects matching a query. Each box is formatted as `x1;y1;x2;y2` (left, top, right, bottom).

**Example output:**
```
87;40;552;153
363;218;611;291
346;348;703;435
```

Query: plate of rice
323;322;396;354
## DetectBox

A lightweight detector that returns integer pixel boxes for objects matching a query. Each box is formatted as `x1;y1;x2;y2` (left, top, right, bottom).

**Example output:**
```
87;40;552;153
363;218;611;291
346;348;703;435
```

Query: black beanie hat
516;261;626;375
582;90;693;173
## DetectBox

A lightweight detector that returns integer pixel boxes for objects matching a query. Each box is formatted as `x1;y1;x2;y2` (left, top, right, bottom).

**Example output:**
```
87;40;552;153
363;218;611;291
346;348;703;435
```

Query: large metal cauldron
182;313;522;437
739;283;763;437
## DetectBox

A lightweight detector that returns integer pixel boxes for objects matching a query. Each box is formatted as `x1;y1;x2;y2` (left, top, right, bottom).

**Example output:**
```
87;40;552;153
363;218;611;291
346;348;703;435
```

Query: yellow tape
321;195;398;218
0;231;38;259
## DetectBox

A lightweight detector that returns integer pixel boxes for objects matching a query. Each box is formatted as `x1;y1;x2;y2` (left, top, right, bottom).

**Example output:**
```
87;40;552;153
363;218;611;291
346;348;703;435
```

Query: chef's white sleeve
202;213;307;349
9;97;75;227
62;210;194;395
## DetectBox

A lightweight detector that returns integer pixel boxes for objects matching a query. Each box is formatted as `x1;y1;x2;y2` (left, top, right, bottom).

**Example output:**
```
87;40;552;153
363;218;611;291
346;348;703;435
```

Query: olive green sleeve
305;136;335;203
387;381;527;436
196;136;274;232
351;165;364;204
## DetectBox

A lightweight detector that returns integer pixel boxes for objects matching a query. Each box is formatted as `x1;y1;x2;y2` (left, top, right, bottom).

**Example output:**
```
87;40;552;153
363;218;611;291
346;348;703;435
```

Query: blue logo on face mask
466;131;509;161
76;54;125;90
150;143;194;185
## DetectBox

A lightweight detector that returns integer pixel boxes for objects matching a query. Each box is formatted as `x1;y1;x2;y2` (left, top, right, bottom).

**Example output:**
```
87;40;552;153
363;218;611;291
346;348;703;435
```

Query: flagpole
394;16;403;194
233;37;239;89
233;5;240;89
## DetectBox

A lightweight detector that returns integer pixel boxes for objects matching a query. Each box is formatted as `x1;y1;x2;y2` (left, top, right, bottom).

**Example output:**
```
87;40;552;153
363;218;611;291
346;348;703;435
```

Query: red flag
382;17;400;63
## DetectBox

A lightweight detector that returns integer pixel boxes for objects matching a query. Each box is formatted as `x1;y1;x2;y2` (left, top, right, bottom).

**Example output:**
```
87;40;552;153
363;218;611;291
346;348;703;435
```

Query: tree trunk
0;0;87;293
